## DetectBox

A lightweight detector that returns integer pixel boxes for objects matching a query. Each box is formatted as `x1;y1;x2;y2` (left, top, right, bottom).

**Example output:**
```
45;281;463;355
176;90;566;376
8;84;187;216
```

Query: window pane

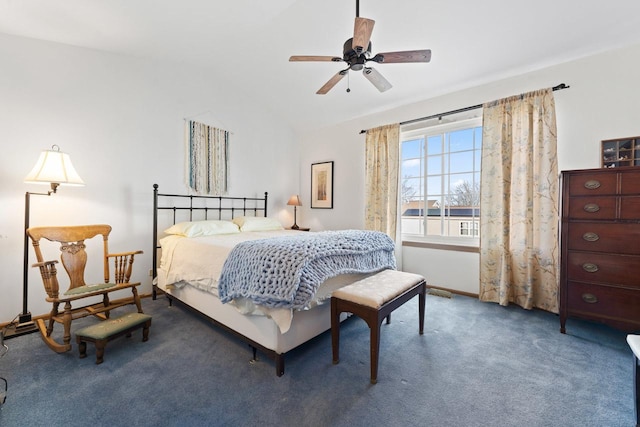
402;138;423;160
475;127;483;148
401;158;422;177
426;155;442;175
426;176;442;195
426;135;442;155
403;177;422;198
448;128;474;152
449;151;474;173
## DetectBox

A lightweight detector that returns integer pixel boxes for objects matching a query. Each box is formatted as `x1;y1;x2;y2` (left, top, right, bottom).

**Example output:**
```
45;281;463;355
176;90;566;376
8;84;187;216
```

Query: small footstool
331;269;426;384
627;335;640;427
75;312;152;364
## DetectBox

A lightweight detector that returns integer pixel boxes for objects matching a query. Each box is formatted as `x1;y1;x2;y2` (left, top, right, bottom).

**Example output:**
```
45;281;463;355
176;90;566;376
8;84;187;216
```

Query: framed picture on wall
311;161;333;209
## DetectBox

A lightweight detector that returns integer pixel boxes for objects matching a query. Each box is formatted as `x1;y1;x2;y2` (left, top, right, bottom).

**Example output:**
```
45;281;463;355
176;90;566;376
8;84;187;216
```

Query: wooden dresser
560;167;640;333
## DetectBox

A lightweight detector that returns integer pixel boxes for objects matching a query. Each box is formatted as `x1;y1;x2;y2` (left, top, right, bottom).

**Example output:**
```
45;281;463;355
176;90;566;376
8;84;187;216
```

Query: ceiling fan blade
289;55;342;62
316;70;348;95
352;17;375;55
371;49;432;63
363;67;392;92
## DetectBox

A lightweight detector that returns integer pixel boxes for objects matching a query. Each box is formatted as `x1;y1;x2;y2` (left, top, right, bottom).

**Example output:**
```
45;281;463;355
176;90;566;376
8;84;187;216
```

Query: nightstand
288;227;310;232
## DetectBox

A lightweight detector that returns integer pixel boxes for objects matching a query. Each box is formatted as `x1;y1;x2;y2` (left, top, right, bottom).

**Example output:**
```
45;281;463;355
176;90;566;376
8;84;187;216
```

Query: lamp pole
6;189;53;339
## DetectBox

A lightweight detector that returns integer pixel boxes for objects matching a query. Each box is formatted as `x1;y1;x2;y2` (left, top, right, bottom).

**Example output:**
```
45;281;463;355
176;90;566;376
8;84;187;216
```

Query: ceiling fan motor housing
343;38;371;71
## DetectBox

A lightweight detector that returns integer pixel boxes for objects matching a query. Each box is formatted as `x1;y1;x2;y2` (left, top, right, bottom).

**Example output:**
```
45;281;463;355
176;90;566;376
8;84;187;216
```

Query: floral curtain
479;88;559;313
186;120;229;195
365;124;400;241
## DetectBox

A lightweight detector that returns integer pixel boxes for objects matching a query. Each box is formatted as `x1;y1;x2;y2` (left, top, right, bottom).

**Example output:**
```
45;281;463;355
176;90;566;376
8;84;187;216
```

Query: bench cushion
76;312;151;340
332;269;425;309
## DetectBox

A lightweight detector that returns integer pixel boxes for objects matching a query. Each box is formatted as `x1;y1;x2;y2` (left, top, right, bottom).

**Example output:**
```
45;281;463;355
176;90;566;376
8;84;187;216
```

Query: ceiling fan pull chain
347;72;351;93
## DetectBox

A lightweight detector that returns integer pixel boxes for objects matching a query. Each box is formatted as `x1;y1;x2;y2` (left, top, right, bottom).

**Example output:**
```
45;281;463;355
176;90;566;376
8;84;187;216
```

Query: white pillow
164;220;240;237
232;216;284;232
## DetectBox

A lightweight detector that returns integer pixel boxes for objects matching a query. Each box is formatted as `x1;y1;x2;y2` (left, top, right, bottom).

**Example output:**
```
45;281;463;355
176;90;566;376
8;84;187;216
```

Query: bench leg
78;341;87;359
370;317;381;384
142;320;151;342
419;284;426;335
331;299;340;364
95;339;107;364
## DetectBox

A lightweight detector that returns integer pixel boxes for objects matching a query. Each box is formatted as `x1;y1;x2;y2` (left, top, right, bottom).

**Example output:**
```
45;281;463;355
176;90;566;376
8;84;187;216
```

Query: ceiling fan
289;0;432;95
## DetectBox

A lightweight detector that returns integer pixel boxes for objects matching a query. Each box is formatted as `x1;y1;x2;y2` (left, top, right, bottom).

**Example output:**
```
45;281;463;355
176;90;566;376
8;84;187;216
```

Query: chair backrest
27;225;112;292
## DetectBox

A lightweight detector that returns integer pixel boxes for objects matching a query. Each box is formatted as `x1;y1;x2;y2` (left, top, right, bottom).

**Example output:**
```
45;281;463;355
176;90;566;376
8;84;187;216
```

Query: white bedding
158;230;371;333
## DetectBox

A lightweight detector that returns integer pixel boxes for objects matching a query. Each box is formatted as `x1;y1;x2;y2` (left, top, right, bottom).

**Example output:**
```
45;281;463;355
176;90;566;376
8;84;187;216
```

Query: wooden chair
26;224;144;353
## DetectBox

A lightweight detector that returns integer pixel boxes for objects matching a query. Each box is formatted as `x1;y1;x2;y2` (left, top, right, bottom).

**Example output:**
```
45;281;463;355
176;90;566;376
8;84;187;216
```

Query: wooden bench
331;269;427;384
75;312;152;364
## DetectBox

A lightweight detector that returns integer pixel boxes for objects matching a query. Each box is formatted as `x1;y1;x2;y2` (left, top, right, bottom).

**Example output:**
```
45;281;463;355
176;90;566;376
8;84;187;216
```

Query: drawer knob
583;203;600;213
582;263;599;273
583;180;601;190
581;293;598;304
582;232;600;242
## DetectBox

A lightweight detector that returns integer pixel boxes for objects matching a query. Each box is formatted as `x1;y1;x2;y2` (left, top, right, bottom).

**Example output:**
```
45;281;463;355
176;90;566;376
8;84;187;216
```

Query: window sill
401;237;479;253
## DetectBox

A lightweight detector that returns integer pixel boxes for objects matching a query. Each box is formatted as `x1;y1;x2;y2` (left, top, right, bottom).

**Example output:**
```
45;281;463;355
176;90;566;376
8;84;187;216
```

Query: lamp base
291;224;299;230
4;313;38;339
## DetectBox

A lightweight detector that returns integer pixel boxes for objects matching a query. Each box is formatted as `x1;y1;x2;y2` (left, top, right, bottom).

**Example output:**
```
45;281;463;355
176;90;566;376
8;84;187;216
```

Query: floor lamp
5;145;84;339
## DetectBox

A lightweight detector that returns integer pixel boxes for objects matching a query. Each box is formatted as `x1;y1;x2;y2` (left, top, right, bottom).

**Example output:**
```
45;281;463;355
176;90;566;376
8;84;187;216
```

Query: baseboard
0;293;153;330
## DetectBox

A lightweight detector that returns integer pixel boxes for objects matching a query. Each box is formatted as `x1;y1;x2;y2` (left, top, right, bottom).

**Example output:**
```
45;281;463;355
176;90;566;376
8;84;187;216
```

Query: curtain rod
359;83;570;134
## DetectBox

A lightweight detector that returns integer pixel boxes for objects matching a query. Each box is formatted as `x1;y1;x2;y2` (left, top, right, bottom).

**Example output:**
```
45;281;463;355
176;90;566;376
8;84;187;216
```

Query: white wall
0;34;300;323
299;43;640;295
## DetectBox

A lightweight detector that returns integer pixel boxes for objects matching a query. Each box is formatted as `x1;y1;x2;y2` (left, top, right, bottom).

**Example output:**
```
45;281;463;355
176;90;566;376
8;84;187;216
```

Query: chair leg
47;302;59;337
62;301;72;348
103;294;111;319
132;286;143;313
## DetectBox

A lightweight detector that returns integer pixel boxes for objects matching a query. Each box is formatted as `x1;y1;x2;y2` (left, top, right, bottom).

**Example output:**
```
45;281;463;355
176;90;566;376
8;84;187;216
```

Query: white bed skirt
156;270;352;355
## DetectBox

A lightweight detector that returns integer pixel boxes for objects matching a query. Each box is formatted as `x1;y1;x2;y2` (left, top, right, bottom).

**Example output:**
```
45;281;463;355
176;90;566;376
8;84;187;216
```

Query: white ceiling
2;0;640;134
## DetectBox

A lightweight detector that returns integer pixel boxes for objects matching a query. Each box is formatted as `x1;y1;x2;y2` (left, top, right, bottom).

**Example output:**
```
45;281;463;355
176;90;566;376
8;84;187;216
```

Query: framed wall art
311;161;333;209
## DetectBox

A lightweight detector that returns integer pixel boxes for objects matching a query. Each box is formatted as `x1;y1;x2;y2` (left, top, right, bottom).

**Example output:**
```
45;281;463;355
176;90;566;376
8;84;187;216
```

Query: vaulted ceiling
2;0;640;134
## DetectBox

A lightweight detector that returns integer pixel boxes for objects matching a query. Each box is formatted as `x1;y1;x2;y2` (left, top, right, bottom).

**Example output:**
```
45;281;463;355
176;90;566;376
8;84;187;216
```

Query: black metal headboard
152;183;268;299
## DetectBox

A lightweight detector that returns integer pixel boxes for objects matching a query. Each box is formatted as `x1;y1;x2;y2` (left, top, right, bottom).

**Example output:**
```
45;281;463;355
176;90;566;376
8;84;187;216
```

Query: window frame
400;116;482;247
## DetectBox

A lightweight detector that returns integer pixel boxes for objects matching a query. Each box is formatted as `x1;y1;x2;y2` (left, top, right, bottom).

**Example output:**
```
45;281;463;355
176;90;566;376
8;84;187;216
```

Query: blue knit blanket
218;230;396;309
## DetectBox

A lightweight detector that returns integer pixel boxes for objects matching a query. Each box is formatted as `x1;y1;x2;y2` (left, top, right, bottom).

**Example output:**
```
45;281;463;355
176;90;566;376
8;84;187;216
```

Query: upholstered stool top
332;269;425;309
76;312;151;340
628;335;640;358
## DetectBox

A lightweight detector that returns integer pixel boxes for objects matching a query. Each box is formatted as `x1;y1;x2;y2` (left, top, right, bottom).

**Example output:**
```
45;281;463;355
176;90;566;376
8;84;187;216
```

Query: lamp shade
287;195;302;206
24;146;84;187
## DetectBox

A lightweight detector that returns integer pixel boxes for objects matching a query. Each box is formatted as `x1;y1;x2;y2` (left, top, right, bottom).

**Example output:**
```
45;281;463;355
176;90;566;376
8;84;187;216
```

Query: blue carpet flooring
0;293;635;426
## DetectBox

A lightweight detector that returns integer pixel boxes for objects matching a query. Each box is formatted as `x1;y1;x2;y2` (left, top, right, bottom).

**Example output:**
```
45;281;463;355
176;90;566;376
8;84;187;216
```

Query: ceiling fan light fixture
363;67;392;92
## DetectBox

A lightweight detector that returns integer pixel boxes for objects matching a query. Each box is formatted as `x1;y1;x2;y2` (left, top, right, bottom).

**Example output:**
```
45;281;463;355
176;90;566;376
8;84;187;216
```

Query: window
401;117;482;244
460;221;479;237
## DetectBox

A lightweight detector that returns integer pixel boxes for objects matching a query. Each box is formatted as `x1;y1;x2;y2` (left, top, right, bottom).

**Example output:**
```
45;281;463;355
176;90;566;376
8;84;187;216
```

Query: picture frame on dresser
311;161;334;209
601;136;640;168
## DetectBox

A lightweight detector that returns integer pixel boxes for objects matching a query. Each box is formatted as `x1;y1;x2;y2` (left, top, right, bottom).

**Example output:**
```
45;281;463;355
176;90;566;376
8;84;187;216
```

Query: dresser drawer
567;281;640;326
620;170;640;194
566;251;640;287
620;196;640;220
567;223;640;255
567;172;617;196
567;196;616;219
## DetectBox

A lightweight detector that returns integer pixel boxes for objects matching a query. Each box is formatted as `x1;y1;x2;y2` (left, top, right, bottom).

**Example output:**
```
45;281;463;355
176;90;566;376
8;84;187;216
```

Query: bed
152;184;396;376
